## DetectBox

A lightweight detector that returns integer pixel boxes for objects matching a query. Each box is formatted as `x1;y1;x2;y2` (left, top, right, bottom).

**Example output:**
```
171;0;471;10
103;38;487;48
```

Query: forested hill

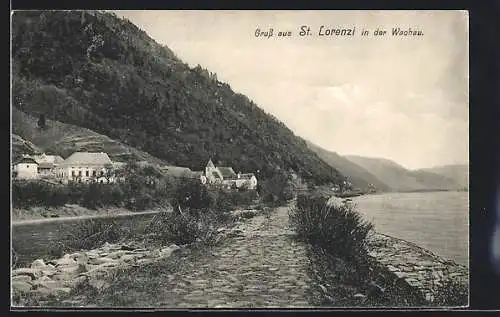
11;10;343;185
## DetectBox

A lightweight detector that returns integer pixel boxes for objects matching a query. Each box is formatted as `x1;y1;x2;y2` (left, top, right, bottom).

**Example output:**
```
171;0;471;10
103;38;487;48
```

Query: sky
113;10;469;170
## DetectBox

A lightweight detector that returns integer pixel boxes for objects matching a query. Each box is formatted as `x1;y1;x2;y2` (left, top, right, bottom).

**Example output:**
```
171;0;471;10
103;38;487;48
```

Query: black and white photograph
10;10;469;309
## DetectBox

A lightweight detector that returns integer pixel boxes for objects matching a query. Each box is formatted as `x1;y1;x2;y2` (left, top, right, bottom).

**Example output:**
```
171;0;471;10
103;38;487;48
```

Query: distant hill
418;165;469;190
305;141;390;192
11;10;343;185
345;155;462;192
12;107;168;166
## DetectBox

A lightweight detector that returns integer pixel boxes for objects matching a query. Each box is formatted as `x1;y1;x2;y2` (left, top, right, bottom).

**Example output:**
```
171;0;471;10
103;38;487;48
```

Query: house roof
162;165;192;178
185;171;204;179
31;154;64;165
58;152;113;167
206;159;215;169
218;167;237;179
240;173;256;179
38;162;55;169
15;157;38;165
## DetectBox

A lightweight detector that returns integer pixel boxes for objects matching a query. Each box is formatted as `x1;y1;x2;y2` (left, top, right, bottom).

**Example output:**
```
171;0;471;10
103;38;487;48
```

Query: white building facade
56;152;116;184
12;157;39;180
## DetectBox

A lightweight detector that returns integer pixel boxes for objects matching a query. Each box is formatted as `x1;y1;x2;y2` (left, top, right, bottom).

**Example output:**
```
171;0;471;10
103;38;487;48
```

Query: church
204;159;258;190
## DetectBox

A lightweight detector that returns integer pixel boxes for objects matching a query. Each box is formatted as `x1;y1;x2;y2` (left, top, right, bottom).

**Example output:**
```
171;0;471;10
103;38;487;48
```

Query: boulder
12;268;43;280
12;280;33;293
34;279;64;290
12;275;33;284
56;256;77;267
62;275;88;288
74;253;90;265
31;259;46;270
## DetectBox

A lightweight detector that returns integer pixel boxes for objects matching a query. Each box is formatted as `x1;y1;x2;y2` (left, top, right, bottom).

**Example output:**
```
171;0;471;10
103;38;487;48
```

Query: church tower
205;158;216;178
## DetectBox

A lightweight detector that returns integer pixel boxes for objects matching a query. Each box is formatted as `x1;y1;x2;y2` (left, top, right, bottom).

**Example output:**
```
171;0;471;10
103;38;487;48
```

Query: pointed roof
58;152;112;168
207;158;215;169
14;157;38;165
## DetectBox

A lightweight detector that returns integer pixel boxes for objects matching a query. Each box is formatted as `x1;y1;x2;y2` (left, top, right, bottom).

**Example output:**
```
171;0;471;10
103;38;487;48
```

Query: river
352;191;469;267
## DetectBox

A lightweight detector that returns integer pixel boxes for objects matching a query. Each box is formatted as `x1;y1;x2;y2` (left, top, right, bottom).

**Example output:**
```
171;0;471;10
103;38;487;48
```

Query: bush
258;172;294;205
430;278;468;306
61;219;125;250
145;209;221;246
171;179;216;213
12;180;70;208
289;194;374;261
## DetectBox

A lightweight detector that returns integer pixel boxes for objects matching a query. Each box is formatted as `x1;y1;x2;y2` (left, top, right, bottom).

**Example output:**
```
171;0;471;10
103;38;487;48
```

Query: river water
352;191;469;266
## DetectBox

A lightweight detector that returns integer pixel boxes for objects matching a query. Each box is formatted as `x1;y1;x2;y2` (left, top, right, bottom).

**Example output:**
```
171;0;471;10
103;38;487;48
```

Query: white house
204;158;257;190
12;157;39;180
56;152;115;184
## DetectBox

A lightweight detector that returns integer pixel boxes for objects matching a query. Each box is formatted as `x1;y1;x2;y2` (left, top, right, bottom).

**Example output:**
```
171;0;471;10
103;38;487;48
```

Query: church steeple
207;158;215;169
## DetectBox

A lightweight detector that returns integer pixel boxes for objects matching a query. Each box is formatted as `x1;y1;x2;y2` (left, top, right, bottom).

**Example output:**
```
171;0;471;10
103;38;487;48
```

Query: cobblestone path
154;206;314;308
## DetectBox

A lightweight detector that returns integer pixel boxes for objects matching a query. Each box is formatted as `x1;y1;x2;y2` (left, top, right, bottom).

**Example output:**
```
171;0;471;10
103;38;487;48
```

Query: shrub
258;172;294;205
430;278;468;306
289;194;374;261
12;180;69;208
61;219;125;250
145;209;221;246
171;179;216;213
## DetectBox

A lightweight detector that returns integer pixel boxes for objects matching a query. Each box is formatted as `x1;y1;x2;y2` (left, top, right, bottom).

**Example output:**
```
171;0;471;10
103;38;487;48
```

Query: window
100;170;104;176
26;165;30;168
86;170;89;177
78;171;82;176
92;170;96;177
72;171;75;177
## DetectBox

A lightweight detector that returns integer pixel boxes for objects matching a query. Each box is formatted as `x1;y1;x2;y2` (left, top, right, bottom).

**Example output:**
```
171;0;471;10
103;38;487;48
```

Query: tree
103;163;115;183
37;113;46;129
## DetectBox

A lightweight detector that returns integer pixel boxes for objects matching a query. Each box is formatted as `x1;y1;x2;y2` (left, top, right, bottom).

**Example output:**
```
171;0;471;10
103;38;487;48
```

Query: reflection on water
353;191;469;266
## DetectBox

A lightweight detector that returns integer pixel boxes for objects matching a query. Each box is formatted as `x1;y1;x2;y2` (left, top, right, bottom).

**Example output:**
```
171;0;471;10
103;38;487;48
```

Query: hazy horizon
114;10;469;170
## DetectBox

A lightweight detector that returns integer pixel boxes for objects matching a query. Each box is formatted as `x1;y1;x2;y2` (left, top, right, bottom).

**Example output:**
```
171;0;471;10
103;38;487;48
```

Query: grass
289;194;374;262
289;193;425;307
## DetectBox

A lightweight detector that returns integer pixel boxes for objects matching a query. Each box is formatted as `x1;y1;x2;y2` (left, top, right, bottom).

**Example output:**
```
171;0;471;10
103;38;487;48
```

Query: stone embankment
11;211;255;304
367;233;469;304
11;242;183;299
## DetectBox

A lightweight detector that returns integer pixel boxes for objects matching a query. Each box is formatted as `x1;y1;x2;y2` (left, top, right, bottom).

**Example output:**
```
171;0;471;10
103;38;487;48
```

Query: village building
30;153;64;178
55;152;115;184
204;158;257;190
12;157;39;180
161;165;207;184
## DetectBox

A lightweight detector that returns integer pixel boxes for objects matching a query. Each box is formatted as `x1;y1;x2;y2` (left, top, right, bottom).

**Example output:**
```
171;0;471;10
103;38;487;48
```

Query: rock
35;279;64;290
120;245;136;251
56;256;77;267
62;275;88;288
59;264;86;275
121;254;138;262
12;275;33;284
108;251;127;260
74;253;90;265
353;293;367;299
12;280;33;293
31;259;46;270
12;268;43;280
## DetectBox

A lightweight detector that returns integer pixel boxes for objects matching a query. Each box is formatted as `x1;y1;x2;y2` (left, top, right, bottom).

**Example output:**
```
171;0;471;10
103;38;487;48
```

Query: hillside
11;133;42;160
418;165;469;190
11;10;343;185
12;107;168;166
305;141;390;192
345;155;462;192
